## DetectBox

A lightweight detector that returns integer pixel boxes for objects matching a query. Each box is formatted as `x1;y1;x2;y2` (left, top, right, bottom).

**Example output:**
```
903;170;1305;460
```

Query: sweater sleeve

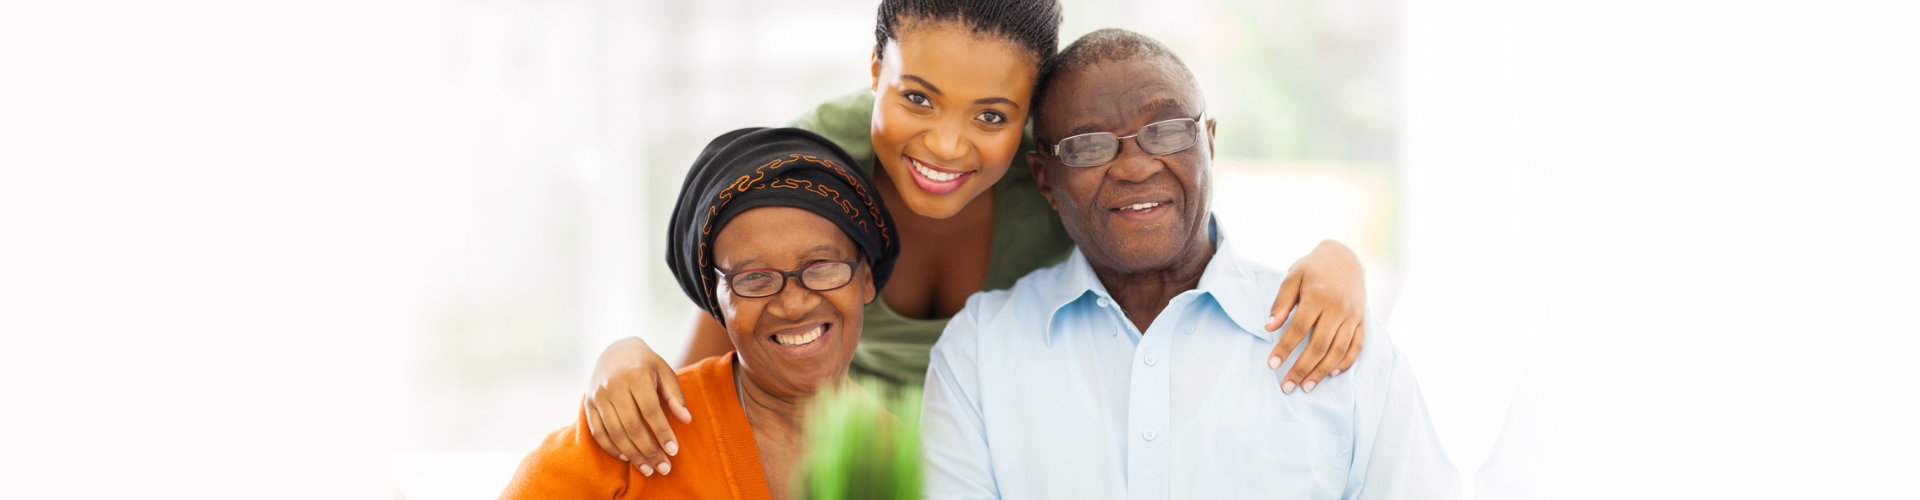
500;402;641;499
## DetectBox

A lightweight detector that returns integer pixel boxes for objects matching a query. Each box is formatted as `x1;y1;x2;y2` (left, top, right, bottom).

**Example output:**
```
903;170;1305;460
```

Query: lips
903;155;974;195
1108;195;1175;222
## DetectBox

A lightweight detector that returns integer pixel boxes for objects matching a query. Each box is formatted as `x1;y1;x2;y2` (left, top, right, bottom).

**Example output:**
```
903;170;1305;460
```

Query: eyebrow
724;245;847;272
901;75;943;95
976;96;1020;109
1137;97;1184;118
1058;98;1191;138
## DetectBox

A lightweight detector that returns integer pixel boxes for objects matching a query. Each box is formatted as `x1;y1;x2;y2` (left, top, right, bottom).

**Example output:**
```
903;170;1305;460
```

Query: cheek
871;106;921;159
716;295;755;340
970;127;1025;177
826;290;867;339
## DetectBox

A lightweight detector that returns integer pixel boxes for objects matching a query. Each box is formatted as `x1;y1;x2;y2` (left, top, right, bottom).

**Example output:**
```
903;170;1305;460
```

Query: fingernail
1303;380;1317;392
664;441;679;456
639;464;654;476
1282;380;1296;394
1266;315;1279;331
1267;356;1281;370
657;462;671;475
1330;368;1342;377
618;454;628;462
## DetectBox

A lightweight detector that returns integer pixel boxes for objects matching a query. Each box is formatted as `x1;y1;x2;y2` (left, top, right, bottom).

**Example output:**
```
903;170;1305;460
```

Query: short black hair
1031;28;1199;133
873;0;1063;65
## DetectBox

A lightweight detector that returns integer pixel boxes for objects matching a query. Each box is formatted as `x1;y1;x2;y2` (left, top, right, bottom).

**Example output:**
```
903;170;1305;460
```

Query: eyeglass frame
1036;111;1210;168
712;259;863;298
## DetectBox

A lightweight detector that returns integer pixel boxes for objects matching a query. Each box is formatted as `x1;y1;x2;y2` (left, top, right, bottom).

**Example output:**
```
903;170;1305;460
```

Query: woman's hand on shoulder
1265;239;1368;394
584;336;691;476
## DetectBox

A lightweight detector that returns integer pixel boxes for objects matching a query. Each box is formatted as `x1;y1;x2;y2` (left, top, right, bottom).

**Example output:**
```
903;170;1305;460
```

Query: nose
766;276;821;320
1105;137;1165;183
922;118;971;161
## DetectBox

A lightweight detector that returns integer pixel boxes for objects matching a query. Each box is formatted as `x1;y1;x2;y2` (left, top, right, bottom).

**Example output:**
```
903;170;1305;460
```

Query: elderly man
919;29;1457;500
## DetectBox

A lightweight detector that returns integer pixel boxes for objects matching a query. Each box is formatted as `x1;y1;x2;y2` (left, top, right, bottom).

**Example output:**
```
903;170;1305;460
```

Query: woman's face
713;206;873;398
870;20;1040;219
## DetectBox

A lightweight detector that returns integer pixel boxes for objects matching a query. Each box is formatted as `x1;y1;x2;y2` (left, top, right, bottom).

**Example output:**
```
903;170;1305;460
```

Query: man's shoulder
937;257;1080;345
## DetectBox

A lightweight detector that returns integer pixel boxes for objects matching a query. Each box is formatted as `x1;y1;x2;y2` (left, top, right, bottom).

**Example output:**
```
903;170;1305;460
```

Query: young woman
588;0;1374;475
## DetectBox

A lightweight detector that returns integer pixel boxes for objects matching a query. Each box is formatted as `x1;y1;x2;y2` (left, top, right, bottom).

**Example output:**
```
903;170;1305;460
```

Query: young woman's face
713;206;874;398
870;20;1040;219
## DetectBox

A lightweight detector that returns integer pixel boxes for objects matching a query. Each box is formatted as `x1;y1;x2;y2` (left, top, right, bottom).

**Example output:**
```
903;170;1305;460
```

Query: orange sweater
501;355;773;499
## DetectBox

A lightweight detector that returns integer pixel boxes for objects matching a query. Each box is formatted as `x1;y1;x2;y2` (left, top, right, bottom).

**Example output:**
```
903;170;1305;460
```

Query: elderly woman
501;127;900;500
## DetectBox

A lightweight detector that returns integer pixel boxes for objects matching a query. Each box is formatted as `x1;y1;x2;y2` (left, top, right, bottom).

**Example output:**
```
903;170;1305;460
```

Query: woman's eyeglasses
715;260;860;298
1039;112;1207;168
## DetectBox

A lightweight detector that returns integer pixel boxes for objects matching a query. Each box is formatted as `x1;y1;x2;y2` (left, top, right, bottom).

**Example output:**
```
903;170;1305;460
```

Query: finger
584;393;620;459
1267;271;1304;332
604;387;655;475
1330;320;1366;376
1301;317;1360;392
1286;316;1345;394
657;367;693;425
1268;306;1320;378
634;389;679;472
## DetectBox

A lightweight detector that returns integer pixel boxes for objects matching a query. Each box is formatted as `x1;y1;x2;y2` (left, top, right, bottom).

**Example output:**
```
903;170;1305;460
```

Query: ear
860;264;878;305
1028;151;1057;209
1204;117;1218;160
870;51;883;94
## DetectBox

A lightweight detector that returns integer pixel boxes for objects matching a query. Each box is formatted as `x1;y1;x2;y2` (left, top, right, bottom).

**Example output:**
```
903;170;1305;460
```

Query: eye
975;110;1007;125
902;91;932;108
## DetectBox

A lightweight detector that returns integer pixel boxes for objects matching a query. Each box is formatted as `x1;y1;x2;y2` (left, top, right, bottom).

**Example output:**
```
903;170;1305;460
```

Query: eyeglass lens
1058;118;1200;167
729;261;854;298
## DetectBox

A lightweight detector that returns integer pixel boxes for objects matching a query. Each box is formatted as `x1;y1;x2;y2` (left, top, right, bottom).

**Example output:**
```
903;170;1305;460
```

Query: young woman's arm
1266;239;1369;393
577;313;726;476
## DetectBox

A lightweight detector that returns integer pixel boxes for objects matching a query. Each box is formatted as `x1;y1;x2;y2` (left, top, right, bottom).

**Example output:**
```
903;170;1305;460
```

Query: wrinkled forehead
1039;57;1203;139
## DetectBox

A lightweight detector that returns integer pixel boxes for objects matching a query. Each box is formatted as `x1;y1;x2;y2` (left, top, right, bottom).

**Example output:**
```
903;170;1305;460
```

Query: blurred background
2;0;1917;498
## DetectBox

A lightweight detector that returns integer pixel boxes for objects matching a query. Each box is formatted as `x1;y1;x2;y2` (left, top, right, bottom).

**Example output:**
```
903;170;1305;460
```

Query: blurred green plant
797;379;923;500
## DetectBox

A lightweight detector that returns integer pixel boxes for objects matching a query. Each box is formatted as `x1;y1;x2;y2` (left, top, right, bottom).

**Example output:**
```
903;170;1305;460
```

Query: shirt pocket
1211;422;1351;499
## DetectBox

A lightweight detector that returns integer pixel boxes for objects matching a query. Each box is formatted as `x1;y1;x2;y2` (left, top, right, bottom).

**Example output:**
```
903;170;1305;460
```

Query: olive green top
791;90;1075;388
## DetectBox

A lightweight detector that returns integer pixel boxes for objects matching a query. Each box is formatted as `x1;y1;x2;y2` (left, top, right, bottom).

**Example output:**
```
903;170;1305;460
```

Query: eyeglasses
1039;112;1208;167
715;259;860;298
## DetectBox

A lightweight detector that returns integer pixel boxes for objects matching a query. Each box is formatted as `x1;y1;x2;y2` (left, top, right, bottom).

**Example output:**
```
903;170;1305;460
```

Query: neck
733;360;840;438
1090;237;1216;333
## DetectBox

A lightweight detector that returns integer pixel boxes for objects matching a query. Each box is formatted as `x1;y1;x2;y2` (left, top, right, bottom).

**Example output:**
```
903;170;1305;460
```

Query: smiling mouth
902;156;975;195
771;324;827;346
1115;202;1165;213
909;157;966;182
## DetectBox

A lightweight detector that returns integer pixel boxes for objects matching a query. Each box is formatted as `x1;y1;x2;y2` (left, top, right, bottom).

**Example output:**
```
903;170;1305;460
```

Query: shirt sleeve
920;293;1002;500
499;402;639;499
1345;325;1461;500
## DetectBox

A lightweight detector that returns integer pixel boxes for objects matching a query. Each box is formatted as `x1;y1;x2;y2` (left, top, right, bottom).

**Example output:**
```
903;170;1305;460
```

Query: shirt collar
1042;216;1274;345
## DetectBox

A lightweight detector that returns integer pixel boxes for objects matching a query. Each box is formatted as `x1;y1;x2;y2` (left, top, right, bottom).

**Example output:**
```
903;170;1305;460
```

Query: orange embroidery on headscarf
693;154;895;303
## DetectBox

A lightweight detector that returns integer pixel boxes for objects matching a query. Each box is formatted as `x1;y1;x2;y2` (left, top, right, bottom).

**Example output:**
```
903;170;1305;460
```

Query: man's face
1028;57;1216;274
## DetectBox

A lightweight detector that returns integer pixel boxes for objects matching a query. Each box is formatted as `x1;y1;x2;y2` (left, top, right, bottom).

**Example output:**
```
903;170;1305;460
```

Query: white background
3;0;1917;498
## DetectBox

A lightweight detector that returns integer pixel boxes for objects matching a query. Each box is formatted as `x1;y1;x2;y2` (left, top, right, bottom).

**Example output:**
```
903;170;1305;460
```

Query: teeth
774;325;824;346
1123;202;1162;211
912;159;962;182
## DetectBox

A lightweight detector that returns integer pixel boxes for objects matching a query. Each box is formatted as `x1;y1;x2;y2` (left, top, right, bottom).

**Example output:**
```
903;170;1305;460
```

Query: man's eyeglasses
1039;112;1208;167
715;259;860;298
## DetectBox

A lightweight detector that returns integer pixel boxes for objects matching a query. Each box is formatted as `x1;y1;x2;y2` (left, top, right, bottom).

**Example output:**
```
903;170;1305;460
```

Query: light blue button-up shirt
920;226;1458;500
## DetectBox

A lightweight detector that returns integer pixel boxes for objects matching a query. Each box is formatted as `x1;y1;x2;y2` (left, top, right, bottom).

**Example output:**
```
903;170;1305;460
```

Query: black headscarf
667;127;899;325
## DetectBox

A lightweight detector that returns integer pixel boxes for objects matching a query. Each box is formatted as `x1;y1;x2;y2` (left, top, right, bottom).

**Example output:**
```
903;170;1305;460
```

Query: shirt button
1144;354;1157;366
1184;329;1194;335
1097;297;1111;308
1142;430;1156;441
